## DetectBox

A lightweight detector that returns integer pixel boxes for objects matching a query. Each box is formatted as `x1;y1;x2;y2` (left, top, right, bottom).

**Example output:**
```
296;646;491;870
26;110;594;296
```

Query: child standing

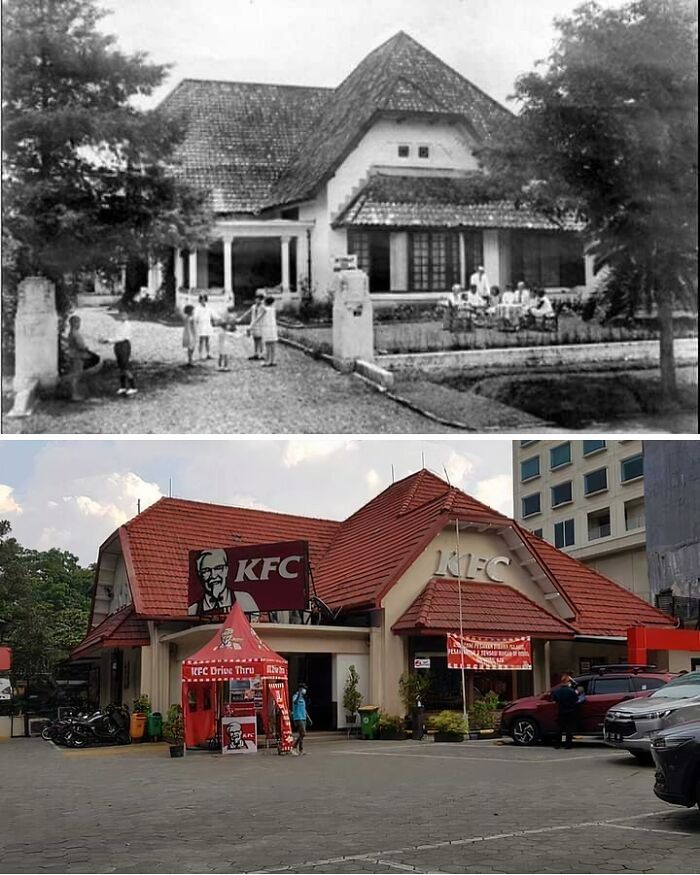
251;295;278;367
66;315;100;402
100;309;137;396
182;304;196;367
194;294;214;360
239;291;266;360
217;307;237;372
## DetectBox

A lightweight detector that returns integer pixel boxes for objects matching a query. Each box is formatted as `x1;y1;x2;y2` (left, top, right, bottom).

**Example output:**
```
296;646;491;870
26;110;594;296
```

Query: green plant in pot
163;704;184;758
432;710;468;743
378;712;406;741
468;691;500;736
342;664;363;725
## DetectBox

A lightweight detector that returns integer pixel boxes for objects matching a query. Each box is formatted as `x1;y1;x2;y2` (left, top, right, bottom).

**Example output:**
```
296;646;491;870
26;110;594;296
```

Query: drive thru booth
181;603;294;754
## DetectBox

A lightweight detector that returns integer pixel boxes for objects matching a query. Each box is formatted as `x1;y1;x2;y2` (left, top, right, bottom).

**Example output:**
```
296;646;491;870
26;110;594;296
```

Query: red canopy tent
181;603;294;753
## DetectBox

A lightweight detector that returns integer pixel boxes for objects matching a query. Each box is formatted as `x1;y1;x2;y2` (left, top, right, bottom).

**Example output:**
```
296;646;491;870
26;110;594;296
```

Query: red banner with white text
447;634;532;670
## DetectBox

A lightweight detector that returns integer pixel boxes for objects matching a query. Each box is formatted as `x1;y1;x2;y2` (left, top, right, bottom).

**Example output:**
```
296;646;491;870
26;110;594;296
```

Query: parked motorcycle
42;705;131;747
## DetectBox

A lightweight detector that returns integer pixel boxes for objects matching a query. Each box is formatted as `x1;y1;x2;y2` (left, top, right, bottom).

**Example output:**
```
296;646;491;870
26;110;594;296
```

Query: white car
604;671;700;762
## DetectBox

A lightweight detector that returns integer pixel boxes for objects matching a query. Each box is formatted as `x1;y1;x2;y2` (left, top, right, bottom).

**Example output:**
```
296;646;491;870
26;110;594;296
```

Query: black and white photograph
1;0;697;433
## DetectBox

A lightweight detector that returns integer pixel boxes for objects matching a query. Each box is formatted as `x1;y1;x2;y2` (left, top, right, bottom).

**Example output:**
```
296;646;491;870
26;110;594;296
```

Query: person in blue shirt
291;683;312;755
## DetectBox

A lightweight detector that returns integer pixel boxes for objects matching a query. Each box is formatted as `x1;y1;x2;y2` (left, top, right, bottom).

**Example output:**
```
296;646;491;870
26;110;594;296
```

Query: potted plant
130;694;151;743
432;710;468;743
163;704;184;758
378;712;407;741
468;692;500;738
399;670;431;738
342;664;363;725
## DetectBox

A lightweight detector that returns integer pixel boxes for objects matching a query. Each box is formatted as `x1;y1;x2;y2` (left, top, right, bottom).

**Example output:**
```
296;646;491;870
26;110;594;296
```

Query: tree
1;0;211;300
0;521;94;678
480;0;697;399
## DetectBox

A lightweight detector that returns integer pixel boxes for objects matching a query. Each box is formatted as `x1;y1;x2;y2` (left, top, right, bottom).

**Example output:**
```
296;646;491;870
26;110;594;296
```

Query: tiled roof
122;498;340;618
392;579;576;638
518;529;675;638
334;173;584;231
160;79;331;213
270;31;512;207
71;605;150;658
312;470;511;611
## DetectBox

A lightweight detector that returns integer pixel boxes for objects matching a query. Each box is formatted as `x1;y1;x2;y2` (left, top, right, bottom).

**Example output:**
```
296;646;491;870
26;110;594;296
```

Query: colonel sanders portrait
188;548;261;615
225;721;254;750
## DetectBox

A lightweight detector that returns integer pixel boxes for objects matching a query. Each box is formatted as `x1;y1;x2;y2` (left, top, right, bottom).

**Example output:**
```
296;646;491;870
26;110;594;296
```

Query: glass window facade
511;231;585;288
621;454;644;482
588;508;611;540
554;518;575;548
550;443;571;469
522;493;541;517
583;440;606;455
584;467;608;495
551;481;573;507
520;456;540;481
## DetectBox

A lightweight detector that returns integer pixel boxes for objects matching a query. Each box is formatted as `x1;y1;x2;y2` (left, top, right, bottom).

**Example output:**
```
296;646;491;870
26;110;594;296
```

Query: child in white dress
251;296;278;367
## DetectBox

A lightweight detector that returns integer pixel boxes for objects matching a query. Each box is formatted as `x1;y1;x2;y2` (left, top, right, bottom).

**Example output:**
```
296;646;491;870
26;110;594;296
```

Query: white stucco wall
333;654;370;728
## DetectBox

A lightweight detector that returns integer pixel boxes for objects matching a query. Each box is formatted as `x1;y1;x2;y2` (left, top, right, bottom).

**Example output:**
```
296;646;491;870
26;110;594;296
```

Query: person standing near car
291;683;312;756
552;672;578;749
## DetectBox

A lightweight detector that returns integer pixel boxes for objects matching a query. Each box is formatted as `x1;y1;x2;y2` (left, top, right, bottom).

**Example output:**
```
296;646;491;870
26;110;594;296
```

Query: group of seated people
443;267;555;330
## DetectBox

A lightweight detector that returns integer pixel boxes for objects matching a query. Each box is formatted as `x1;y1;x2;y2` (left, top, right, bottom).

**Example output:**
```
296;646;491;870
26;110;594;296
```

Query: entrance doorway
283;653;334;730
109;650;123;705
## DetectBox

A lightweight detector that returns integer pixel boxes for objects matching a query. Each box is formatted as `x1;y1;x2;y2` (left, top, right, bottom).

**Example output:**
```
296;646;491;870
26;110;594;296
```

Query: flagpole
455;518;467;721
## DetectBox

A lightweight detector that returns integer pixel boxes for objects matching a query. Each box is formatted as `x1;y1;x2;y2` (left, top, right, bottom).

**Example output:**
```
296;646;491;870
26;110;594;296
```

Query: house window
347;229;370;274
625;497;645;531
621;453;644;482
348;229;390;291
522;493;541;517
511;231;585;288
551;481;573;507
418;145;430;159
583;439;606;456
398;144;410;158
584;467;608;495
588;507;611;541
520;456;540;482
532;528;543;538
554;519;575;548
408;232;460;291
550;442;571;470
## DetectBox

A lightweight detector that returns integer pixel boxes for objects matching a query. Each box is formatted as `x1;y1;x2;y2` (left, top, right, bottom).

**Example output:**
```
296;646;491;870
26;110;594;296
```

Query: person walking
291;683;312;755
250;295;278;367
239;291;266;360
182;304;197;367
552;672;578;750
100;309;137;396
194;294;214;360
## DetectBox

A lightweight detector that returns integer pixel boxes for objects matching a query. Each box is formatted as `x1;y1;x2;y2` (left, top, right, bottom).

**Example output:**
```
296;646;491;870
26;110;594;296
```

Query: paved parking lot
1;736;698;873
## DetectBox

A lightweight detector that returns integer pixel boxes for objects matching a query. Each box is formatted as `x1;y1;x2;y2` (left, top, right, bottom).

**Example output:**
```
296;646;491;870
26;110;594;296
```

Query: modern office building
513;440;648;601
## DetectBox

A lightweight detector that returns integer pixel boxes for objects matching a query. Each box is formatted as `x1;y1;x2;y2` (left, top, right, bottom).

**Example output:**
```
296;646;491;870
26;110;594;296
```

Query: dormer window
398;144;410;158
418;145;430;159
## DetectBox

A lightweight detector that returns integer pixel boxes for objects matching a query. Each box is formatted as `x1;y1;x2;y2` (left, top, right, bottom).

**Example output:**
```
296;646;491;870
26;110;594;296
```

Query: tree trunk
657;293;677;402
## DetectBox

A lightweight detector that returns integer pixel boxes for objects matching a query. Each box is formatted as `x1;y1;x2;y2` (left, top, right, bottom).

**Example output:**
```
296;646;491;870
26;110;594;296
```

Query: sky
94;0;628;110
0;438;513;566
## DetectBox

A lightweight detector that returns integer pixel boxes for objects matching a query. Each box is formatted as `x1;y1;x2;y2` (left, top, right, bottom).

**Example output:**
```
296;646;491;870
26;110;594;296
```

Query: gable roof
83;470;674;641
334;173;584;231
392;579;576;638
71;605;150;658
269;31;512;207
121;497;340;618
161;79;331;213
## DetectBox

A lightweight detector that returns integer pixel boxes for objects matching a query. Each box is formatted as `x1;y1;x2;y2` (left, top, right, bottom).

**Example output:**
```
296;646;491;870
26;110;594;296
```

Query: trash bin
358;705;380;740
147;712;162;741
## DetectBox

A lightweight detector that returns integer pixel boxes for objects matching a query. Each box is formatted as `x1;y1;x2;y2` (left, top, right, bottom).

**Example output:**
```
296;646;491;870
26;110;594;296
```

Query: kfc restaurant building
71;471;675;726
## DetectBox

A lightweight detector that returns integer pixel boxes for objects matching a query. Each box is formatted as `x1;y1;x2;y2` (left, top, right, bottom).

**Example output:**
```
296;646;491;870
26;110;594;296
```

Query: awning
392;579;576;638
71;605;150;659
333;174;584;231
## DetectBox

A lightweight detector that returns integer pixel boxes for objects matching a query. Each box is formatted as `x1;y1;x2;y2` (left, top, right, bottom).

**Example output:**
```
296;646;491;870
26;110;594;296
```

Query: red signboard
187;540;309;615
0;647;11;673
447;634;532;670
182;661;287;682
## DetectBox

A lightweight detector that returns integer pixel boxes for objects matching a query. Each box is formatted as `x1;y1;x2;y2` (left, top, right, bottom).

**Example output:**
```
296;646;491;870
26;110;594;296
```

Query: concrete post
331;268;373;369
223;237;233;295
8;277;59;417
174;248;184;290
483;229;500;288
280;236;291;303
389;232;408;291
188;250;198;291
459;232;467;288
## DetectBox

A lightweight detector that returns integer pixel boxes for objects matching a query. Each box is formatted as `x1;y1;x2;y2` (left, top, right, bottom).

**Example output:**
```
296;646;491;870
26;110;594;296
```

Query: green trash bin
358;705;380;740
147;712;162;741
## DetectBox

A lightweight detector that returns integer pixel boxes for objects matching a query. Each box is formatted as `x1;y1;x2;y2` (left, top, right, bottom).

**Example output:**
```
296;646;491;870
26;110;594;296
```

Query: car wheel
511;717;539;746
630;751;653;765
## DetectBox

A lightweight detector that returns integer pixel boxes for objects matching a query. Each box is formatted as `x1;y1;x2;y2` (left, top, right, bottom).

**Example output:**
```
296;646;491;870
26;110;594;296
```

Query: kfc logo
188;541;309;615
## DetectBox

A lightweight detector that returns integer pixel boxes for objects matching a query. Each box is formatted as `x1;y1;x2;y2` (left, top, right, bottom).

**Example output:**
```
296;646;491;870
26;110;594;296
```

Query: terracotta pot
130;712;147;741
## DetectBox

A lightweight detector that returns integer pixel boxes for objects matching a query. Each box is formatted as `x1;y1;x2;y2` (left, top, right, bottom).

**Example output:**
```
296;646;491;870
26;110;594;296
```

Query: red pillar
627;627;648;665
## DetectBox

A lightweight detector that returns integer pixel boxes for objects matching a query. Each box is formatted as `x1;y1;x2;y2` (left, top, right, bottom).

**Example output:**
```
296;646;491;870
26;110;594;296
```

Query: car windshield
649;673;700;700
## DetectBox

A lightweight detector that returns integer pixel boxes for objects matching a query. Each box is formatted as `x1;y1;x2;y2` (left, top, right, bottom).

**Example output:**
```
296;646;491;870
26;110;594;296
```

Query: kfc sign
188;540;309;615
435;549;511;583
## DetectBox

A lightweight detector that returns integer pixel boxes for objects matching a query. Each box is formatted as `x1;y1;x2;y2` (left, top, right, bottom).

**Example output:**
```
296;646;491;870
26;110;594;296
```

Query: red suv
500;666;677;746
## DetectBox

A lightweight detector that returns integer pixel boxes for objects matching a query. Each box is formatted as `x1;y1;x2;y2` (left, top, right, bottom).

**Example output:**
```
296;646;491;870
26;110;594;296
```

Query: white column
389;232;408;291
280;236;291;302
483;229;500;288
584;253;596;291
174;248;184;290
147;256;157;295
459;232;467;288
223;237;233;295
188;250;198;291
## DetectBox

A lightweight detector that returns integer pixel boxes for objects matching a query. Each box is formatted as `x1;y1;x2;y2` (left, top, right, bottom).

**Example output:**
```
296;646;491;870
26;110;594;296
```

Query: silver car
604;671;700;762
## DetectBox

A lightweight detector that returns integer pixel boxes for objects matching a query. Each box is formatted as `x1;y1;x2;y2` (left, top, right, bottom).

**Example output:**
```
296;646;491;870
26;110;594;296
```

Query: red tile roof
82;470;675;643
71;605;150;658
122;498;340;618
517;528;675;638
334;174;584;231
392;579;576;638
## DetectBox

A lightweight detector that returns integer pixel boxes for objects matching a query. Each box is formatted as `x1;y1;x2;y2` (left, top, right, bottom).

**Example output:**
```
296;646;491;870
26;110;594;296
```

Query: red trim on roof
392;579;576;638
71;606;150;659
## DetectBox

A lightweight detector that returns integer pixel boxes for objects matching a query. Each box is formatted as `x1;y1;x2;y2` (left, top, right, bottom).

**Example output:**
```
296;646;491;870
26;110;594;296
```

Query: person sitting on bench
527;289;555;327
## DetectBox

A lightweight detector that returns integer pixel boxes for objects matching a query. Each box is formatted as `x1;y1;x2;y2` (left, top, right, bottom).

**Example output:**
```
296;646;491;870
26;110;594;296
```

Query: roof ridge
176;77;334;92
125;496;339;527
